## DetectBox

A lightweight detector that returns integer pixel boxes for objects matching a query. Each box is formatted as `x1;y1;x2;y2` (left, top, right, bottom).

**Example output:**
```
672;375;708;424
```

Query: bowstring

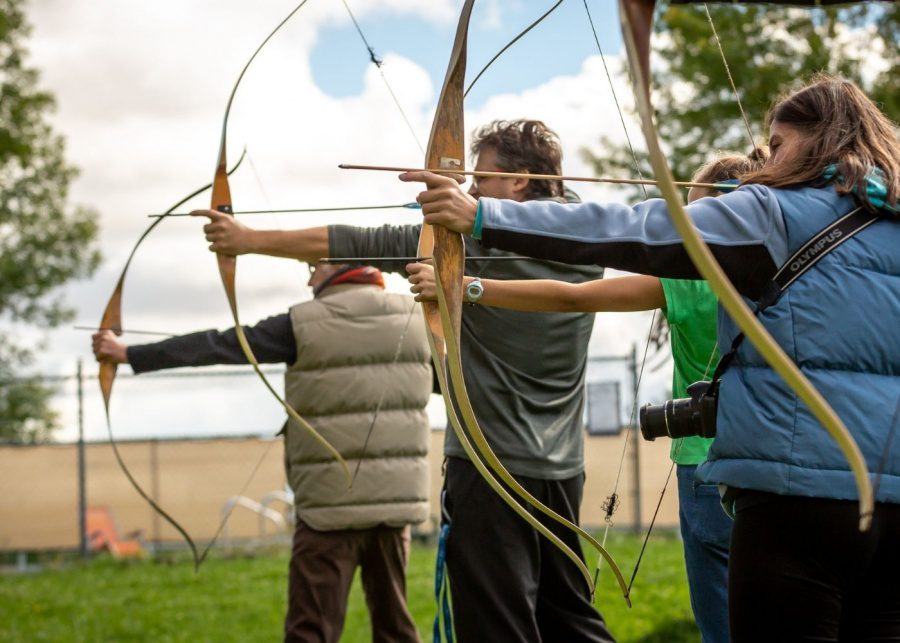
341;0;425;155
350;298;420;486
582;0;660;591
464;0;566;99
337;0;435;485
623;340;720;594
594;309;657;590
198;437;280;565
583;0;650;200
703;3;756;151
244;150;280;229
591;1;757;596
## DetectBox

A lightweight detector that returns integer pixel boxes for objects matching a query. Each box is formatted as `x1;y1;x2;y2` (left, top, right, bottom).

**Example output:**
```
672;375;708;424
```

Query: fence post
150;438;160;553
630;344;642;535
77;358;88;558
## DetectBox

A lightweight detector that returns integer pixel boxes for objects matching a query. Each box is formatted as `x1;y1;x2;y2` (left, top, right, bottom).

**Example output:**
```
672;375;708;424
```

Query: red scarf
315;266;385;295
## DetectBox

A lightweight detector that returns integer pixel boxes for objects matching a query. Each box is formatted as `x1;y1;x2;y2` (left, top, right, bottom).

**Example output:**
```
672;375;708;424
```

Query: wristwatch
465;278;484;305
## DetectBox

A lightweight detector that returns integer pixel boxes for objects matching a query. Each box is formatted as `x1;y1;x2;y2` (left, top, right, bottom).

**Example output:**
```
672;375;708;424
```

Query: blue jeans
677;464;732;643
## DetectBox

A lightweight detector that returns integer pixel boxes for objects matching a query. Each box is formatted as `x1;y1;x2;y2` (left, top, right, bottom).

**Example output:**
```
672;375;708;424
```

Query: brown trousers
285;520;421;643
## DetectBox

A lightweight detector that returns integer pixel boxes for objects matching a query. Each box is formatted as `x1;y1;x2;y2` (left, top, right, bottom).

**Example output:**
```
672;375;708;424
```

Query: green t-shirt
659;278;720;465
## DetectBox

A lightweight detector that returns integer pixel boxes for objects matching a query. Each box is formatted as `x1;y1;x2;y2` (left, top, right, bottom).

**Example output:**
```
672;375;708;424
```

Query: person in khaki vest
93;262;432;643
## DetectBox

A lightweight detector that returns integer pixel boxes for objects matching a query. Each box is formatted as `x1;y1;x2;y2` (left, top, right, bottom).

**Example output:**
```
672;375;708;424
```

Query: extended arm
401;171;788;300
191;210;421;277
92;314;296;373
192;209;329;262
476;185;787;295
407;262;664;313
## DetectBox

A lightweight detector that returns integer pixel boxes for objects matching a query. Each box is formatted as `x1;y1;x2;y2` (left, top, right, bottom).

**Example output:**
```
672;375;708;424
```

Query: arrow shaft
339;163;734;191
148;203;420;218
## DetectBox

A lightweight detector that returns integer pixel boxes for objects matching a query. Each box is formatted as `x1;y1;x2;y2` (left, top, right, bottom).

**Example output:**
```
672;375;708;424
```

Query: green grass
0;531;698;642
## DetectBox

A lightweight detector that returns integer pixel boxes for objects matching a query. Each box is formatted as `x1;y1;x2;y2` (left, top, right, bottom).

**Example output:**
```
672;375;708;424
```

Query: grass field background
0;531;698;642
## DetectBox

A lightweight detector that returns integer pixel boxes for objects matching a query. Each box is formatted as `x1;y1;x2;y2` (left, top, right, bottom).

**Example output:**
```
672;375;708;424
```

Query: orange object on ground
85;506;144;558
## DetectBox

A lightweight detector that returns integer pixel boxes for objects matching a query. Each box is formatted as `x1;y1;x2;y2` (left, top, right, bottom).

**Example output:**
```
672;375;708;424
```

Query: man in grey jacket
93;262;431;643
192;120;613;642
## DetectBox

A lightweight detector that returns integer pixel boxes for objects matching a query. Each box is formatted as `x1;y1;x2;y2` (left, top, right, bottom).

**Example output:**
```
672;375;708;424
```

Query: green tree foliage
0;0;101;442
584;2;899;196
870;2;900;118
0;338;57;442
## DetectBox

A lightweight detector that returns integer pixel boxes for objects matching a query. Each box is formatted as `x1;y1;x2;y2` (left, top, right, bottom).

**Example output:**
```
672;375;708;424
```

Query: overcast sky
17;0;676;442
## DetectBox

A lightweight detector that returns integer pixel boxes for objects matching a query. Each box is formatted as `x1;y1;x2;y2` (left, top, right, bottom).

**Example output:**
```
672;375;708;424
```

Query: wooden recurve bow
618;0;873;530
420;0;631;603
97;151;246;570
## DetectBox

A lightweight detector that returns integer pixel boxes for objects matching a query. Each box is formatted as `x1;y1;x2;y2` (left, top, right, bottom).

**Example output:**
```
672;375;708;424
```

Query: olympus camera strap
711;204;879;383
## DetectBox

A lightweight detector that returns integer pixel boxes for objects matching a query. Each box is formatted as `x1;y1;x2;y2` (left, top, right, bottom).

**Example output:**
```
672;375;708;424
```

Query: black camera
639;381;718;441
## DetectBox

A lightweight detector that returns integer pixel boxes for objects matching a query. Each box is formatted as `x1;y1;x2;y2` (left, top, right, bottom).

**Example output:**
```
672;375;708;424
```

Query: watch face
466;279;484;302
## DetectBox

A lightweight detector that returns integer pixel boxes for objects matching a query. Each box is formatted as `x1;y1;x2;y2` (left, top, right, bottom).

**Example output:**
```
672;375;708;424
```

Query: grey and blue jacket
478;184;900;503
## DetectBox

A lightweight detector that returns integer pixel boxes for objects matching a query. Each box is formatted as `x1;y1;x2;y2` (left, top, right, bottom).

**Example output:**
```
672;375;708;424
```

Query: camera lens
639;381;717;442
639;397;698;441
639;403;665;441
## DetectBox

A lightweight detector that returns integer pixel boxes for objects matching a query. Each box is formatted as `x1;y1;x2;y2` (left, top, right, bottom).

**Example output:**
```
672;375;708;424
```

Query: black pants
730;492;900;642
444;456;615;643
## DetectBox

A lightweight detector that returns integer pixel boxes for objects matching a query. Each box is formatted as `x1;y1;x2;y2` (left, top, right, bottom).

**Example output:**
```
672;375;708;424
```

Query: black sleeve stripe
482;228;777;300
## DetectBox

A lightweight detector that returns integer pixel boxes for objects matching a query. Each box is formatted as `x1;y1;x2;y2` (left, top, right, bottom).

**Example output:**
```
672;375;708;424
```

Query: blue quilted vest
697;185;900;503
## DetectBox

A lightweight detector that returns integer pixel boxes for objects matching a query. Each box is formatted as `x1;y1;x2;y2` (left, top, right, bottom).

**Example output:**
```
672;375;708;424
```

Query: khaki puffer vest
284;284;432;530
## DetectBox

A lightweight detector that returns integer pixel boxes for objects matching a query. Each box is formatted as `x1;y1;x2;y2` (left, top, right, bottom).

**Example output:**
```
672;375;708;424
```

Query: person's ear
511;175;530;198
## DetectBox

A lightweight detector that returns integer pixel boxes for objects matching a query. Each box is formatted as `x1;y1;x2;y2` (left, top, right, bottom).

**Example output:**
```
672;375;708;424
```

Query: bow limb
99;149;247;408
619;0;873;530
97;151;246;570
209;0;350;485
420;0;631;603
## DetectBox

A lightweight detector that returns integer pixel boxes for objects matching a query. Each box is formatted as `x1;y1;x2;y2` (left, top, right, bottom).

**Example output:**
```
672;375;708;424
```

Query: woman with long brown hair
404;75;900;641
